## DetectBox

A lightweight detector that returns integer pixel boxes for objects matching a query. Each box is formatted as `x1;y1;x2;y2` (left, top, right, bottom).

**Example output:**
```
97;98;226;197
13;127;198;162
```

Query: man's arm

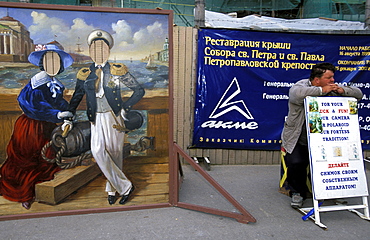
68;68;90;114
120;72;145;111
289;80;322;106
68;81;86;114
335;84;363;101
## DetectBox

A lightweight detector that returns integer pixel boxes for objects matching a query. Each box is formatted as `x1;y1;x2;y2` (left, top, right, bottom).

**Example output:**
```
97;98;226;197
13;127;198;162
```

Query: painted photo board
304;96;368;200
0;2;172;219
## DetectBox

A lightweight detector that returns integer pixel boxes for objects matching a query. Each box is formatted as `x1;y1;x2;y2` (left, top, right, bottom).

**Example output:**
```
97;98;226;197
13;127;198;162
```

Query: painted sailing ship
145;54;157;70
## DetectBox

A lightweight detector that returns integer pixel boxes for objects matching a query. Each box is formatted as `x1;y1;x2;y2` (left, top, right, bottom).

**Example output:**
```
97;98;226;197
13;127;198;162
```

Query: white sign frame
303;96;369;228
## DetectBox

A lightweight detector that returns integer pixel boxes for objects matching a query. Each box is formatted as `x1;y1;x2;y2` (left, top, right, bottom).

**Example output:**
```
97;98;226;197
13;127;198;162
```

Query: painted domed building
0;15;34;62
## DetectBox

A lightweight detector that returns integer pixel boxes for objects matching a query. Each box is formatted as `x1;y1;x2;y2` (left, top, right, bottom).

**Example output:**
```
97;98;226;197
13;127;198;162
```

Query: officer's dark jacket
69;62;145;123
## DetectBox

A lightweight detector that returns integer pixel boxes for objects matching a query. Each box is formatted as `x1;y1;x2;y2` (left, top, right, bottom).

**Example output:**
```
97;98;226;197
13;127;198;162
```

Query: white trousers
91;111;131;196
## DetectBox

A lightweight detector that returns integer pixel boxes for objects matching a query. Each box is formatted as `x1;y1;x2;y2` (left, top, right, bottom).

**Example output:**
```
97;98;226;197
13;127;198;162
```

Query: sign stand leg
298;196;370;230
339;196;370;221
296;202;328;229
313;199;327;229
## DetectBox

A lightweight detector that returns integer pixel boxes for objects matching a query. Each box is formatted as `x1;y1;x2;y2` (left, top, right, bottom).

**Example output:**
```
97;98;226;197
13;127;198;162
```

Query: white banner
305;96;368;200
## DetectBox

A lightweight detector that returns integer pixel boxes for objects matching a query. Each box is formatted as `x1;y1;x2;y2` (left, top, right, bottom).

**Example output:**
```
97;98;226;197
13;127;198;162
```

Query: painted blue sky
0;7;169;60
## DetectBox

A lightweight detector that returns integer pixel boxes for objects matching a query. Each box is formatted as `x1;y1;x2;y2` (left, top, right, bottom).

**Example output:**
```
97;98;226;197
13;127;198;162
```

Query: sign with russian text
305;96;368;199
193;28;370;150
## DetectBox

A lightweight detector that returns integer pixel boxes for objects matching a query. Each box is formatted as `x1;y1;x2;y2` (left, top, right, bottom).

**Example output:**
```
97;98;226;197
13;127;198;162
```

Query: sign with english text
193;28;370;150
305;96;368;200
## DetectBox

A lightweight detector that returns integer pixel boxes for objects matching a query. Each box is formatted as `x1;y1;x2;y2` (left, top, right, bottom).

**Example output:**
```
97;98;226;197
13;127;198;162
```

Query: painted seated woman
0;42;74;209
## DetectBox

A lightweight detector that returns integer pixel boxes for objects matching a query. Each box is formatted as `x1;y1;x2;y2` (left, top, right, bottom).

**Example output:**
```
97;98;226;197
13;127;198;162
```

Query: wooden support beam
35;162;101;205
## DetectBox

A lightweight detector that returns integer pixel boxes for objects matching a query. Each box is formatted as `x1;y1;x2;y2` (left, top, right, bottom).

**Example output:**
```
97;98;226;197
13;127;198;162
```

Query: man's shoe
291;193;303;209
108;195;117;205
119;185;135;205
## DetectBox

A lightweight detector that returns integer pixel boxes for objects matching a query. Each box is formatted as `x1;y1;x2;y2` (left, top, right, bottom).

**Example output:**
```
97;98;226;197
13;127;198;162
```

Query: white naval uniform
91;63;132;196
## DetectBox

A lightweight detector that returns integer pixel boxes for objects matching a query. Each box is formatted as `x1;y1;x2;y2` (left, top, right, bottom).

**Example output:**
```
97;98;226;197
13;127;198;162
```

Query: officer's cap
87;29;114;49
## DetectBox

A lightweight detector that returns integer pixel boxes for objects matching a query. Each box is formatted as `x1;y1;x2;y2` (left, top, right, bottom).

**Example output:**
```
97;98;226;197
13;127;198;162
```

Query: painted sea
0;60;169;91
0;59;168;154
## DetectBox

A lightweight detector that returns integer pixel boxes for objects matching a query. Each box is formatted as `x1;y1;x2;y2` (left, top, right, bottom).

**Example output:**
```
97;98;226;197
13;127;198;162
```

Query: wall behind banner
172;26;370;165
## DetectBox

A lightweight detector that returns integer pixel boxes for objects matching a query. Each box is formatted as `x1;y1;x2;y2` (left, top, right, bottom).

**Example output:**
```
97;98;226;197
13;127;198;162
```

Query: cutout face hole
89;39;110;65
43;51;61;76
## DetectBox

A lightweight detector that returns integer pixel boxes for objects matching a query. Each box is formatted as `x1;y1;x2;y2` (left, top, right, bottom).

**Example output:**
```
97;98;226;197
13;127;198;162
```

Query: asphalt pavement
1;164;370;240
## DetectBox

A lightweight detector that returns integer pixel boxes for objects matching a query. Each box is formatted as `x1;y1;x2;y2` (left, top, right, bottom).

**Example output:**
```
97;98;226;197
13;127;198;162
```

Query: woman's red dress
0;114;61;203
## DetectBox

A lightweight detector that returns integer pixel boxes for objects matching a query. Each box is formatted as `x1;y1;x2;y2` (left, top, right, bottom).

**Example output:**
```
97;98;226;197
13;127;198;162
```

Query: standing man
281;62;362;208
68;30;145;205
